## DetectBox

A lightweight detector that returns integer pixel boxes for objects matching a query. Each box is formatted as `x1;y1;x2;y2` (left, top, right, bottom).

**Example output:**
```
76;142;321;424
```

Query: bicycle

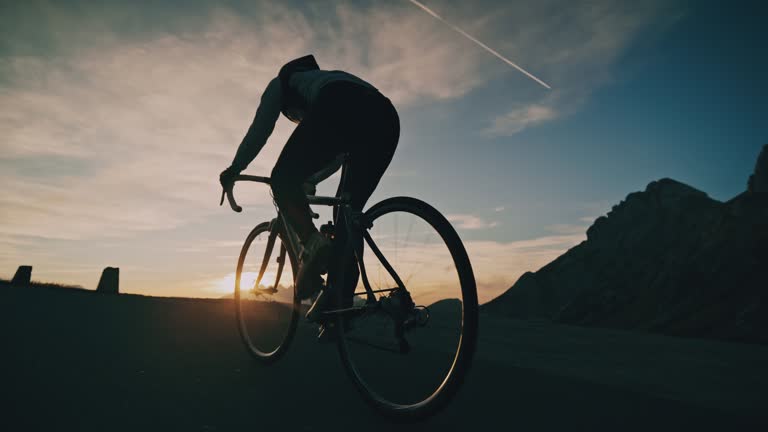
220;155;478;420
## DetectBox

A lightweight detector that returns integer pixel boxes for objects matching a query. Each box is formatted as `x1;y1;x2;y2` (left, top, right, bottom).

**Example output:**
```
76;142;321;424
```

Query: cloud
212;240;246;248
446;214;499;230
1;10;289;240
476;0;682;136
332;2;492;105
0;1;500;244
545;223;589;235
485;104;557;136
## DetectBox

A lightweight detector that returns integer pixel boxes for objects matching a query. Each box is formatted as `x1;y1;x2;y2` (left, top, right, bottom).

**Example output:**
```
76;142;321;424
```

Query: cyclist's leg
333;92;400;305
270;108;344;244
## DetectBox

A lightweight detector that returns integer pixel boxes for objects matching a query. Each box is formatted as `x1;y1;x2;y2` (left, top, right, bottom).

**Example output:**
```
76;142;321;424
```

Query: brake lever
220;184;242;212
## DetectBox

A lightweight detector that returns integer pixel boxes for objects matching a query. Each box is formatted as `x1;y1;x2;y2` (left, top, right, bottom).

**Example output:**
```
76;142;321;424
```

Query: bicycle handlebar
220;174;343;214
220;175;271;213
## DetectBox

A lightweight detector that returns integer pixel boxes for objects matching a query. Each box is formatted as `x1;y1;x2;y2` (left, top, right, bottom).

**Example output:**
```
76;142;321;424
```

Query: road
3;284;767;431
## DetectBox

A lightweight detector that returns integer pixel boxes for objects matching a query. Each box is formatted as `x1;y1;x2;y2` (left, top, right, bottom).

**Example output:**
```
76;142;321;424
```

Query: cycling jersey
230;57;377;171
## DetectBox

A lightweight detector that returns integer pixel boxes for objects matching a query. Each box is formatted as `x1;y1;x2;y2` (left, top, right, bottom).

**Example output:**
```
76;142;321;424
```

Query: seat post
337;152;352;199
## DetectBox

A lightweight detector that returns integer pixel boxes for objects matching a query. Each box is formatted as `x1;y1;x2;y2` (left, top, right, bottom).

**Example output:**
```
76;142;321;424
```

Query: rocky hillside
484;145;768;344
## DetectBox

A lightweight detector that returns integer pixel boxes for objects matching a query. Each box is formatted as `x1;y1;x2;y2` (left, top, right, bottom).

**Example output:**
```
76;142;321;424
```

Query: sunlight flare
213;271;277;294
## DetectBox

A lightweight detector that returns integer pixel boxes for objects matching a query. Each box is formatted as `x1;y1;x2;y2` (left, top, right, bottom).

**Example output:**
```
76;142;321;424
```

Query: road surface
3;285;766;431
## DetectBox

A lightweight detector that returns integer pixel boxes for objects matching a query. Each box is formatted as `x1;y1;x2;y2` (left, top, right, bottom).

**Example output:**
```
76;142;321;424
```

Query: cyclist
220;54;400;304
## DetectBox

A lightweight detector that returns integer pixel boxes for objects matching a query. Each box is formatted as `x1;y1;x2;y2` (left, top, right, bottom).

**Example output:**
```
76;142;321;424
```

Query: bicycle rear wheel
235;221;299;363
336;197;478;420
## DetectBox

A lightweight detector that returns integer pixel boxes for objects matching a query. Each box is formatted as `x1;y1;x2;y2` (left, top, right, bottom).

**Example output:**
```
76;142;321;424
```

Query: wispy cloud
485;104;557;136
447;214;499;230
545;223;590;235
477;0;681;136
212;240;246;248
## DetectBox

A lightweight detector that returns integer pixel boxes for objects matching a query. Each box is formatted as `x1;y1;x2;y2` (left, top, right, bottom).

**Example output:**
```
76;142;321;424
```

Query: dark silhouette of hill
426;298;462;325
484;145;768;344
427;297;462;311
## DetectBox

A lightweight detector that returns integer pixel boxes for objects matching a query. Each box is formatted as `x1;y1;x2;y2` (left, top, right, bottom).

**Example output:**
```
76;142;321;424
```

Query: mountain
484;145;768;344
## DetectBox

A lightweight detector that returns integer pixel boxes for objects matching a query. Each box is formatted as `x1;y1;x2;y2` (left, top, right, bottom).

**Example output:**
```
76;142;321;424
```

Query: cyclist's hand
220;166;240;189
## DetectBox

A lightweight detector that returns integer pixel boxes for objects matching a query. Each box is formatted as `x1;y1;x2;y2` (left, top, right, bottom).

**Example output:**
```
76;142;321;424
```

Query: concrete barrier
11;265;32;286
96;267;119;294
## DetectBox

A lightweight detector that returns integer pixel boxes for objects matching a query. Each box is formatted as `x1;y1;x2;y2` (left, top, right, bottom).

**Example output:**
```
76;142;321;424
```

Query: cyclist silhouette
220;55;400;301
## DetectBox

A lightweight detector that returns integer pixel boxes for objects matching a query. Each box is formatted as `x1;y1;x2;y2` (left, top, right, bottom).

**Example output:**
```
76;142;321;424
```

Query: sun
213;271;277;294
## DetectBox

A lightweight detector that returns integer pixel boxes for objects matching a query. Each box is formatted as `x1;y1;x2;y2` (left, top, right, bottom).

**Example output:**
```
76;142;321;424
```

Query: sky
1;0;766;303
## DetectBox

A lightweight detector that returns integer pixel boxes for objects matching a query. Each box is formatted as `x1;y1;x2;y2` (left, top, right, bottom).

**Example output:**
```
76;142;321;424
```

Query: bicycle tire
235;221;300;364
336;196;479;420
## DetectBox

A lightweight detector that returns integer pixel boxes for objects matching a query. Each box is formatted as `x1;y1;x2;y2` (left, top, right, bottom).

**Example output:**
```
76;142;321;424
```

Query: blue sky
1;0;766;302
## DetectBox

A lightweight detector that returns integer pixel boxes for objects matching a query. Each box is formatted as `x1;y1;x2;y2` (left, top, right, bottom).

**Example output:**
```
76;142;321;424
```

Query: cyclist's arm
230;77;282;171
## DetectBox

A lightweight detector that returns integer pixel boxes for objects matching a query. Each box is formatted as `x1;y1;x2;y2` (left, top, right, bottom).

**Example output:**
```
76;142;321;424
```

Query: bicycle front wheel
336;196;479;420
235;221;299;363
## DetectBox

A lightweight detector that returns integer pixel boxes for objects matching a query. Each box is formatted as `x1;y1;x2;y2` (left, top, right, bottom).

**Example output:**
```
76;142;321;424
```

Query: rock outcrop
484;147;768;344
748;144;768;194
96;267;120;294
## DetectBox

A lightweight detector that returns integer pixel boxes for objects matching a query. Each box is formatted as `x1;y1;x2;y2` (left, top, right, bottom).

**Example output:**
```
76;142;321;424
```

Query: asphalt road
3;285;767;431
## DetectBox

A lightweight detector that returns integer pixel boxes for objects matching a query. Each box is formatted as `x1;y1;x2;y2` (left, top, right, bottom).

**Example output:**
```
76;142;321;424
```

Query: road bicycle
221;155;478;420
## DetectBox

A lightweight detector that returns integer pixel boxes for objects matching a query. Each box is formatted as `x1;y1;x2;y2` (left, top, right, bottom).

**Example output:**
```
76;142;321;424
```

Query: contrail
405;0;551;90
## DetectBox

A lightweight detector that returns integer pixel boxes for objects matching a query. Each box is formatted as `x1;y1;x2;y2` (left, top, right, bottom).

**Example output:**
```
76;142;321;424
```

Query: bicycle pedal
316;324;337;344
254;287;278;295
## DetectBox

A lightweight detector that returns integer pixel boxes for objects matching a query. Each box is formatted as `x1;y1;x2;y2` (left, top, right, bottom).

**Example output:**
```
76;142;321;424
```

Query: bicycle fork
252;219;289;296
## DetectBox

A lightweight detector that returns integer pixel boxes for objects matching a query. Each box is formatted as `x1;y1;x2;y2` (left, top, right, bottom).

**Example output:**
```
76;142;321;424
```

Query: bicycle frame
223;172;407;319
225;162;478;417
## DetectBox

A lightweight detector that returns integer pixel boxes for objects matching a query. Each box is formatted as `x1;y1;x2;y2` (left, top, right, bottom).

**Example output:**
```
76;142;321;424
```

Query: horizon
2;0;767;302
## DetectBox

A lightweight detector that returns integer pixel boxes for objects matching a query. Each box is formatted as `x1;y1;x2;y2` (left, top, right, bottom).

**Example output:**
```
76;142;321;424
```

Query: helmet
278;55;320;122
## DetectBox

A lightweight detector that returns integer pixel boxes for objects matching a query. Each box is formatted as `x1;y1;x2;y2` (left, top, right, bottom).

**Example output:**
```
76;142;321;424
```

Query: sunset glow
212;271;278;295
